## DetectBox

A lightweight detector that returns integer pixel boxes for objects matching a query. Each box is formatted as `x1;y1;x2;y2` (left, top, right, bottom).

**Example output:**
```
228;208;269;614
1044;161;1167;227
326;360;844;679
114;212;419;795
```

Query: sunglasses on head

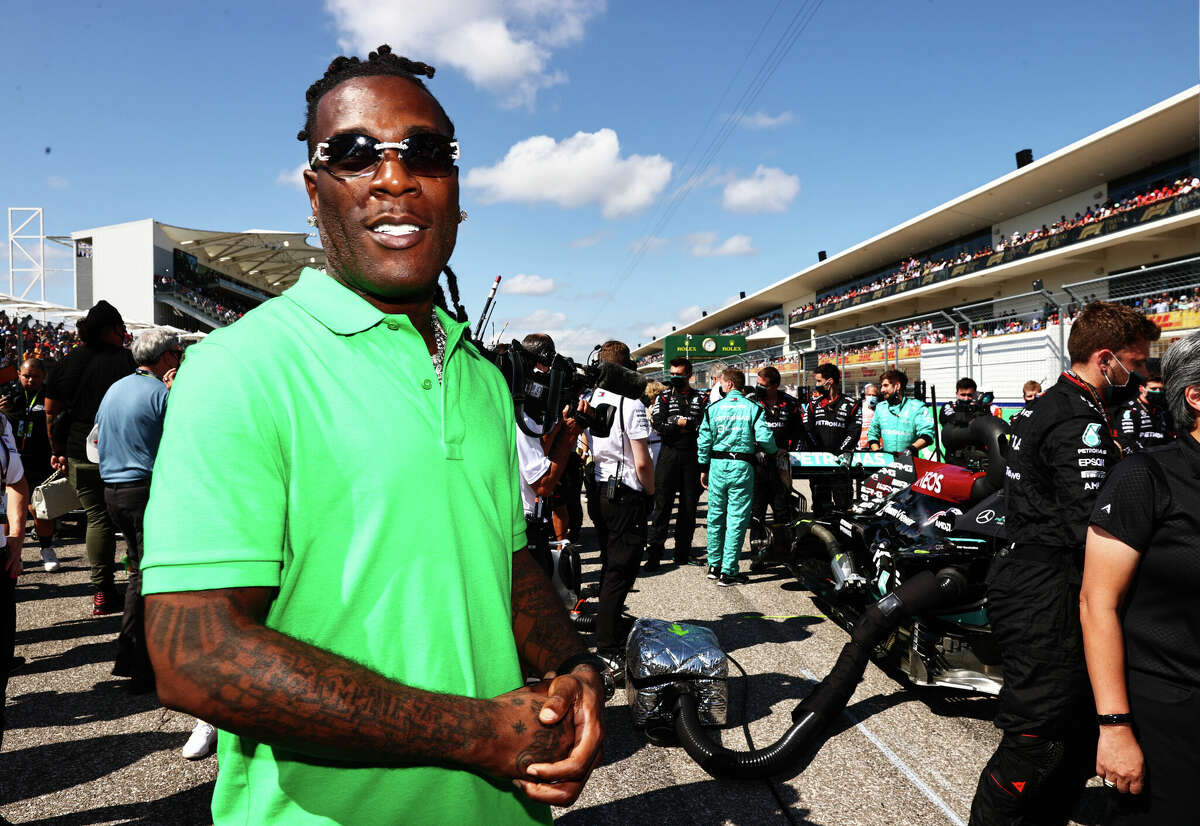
310;132;460;179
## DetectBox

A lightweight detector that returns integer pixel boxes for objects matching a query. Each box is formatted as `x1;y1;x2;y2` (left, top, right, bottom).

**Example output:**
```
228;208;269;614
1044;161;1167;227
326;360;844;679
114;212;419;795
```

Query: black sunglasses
310;132;460;179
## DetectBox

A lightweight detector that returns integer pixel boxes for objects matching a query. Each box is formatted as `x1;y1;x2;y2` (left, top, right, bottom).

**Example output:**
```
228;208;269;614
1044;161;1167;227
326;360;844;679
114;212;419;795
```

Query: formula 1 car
623;415;1011;779
757;414;1012;695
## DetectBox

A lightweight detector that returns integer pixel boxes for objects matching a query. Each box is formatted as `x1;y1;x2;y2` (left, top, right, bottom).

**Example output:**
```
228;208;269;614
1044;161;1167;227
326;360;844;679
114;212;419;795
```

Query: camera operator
0;358;58;571
940;377;1002;424
969;301;1161;826
1114;372;1173;453
801;363;861;514
866;369;934;457
939;377;998;467
589;340;654;678
513;334;585;578
645;357;707;571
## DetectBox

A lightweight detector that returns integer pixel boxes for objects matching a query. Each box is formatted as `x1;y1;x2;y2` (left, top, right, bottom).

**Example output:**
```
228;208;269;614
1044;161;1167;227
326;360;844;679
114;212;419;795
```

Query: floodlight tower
7;207;47;302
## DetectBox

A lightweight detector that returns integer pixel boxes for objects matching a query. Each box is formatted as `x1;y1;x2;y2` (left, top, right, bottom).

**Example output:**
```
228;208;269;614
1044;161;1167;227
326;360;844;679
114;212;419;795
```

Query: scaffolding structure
7;207;47;303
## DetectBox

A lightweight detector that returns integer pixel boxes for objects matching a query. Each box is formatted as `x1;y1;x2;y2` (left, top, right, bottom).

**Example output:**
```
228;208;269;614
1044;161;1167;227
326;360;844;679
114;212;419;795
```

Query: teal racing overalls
697;390;777;575
865;396;934;454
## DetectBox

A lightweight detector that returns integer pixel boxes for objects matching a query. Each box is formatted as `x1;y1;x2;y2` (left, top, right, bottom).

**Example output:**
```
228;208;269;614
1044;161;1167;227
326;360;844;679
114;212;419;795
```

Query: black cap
85;300;123;331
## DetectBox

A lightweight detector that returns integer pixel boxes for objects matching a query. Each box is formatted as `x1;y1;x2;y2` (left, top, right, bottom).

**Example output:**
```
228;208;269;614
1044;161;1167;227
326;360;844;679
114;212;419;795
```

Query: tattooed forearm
145;590;496;769
510;549;586;675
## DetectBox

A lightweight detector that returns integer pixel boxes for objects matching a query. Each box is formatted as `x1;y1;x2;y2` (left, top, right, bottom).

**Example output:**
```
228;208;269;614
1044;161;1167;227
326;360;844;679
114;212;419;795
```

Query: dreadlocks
299;44;469;325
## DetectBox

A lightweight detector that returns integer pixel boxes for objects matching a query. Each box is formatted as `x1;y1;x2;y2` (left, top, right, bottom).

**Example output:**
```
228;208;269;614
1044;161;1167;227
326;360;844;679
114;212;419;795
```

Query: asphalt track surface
3;492;1109;825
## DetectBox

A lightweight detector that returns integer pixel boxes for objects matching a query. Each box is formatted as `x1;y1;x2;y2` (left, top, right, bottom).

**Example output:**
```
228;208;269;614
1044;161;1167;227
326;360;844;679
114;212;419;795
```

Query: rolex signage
664;334;746;363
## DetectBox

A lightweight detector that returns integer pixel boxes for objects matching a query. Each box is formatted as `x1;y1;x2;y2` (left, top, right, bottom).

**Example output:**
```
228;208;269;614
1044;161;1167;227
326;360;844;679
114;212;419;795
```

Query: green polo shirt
142;268;548;826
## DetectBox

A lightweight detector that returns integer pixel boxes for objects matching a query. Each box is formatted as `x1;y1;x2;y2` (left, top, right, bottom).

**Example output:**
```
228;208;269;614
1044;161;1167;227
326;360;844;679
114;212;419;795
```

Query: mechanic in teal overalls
697;368;777;586
866;369;935;456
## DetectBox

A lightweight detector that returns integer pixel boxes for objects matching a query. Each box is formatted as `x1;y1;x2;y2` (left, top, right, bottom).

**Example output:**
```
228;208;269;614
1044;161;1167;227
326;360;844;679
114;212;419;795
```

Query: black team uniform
751;389;802;530
802;391;861;514
970;371;1122;825
1090;434;1200;825
647;384;708;566
1114;397;1173;453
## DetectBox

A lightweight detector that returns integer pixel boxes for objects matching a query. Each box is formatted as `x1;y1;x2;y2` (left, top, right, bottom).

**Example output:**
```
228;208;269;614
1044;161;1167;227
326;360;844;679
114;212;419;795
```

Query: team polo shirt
141;268;548;826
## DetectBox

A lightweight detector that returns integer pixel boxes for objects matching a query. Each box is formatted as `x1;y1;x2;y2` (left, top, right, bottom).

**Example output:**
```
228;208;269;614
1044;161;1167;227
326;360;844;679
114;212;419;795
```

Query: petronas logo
1082;423;1102;447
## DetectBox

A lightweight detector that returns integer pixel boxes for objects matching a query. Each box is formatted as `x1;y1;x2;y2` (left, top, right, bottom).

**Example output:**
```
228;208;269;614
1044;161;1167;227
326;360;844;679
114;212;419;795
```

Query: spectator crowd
790;176;1200;321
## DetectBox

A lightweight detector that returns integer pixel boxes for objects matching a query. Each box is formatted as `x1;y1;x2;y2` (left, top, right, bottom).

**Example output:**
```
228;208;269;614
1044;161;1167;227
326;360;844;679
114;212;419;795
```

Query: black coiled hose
671;568;968;779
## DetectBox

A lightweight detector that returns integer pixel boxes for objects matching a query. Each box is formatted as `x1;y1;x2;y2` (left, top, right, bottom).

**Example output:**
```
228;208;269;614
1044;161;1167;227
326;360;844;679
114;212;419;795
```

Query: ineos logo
915;471;944;494
975;509;995;524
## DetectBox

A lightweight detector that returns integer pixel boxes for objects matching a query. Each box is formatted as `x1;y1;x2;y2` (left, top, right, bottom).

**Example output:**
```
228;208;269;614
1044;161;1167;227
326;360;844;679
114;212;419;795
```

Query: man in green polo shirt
141;46;604;825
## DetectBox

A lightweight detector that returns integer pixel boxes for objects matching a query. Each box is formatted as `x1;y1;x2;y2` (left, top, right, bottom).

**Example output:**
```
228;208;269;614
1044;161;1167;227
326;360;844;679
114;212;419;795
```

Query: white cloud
630;235;669;254
464;128;672;218
740;110;794;129
640;304;705;340
502;273;557;295
641;320;676;340
46;176;69;189
722;166;800;213
276;162;308;192
324;0;605;109
686;232;756;257
499;307;603;360
570;232;604;248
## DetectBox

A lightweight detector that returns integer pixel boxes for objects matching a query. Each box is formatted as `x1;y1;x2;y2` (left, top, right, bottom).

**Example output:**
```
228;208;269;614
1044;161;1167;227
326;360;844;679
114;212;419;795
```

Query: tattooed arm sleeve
145;587;570;777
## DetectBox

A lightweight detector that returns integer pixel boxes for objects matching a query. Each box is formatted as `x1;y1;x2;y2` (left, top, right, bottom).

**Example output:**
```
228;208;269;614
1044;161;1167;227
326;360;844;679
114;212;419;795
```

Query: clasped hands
486;667;605;806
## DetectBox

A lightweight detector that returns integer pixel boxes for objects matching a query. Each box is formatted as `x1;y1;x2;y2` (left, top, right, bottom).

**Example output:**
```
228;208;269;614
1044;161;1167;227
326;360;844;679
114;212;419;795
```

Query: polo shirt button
385;321;401;331
421;378;433;390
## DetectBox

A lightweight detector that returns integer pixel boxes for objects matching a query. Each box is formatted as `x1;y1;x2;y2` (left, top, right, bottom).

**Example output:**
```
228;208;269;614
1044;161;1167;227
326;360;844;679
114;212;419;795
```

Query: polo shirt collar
284;268;471;353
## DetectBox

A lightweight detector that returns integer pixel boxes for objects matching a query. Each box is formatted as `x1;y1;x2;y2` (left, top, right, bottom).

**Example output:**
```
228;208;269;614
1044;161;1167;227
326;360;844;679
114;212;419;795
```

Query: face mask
1103;354;1146;406
1024;398;1037;410
886;390;902;407
670;375;689;390
814;382;831;398
754;385;769;400
864;395;877;410
717;385;727;398
1145;388;1165;408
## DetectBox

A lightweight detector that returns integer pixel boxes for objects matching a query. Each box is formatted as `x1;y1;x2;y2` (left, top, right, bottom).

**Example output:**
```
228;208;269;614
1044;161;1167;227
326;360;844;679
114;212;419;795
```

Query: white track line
800;668;967;826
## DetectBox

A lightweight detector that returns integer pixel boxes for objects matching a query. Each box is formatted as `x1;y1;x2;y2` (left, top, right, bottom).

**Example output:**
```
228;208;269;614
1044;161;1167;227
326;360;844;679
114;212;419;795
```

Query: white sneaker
41;547;60;572
182;721;217;760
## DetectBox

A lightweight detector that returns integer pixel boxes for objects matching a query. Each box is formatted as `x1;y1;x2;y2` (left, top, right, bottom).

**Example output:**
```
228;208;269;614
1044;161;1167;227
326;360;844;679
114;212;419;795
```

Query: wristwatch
555;652;615;701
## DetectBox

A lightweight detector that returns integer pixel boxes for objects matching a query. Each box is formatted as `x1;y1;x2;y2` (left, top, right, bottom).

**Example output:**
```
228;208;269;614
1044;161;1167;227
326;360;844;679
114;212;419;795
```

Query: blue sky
1;0;1196;356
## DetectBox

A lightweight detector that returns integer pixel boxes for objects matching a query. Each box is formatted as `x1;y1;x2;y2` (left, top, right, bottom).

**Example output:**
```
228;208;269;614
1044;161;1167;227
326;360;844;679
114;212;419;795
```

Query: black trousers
1;576;13;748
809;479;852;516
551;452;585;544
648;445;701;560
105;482;154;682
751;459;791;528
970;551;1095;826
583;469;607;553
596;488;647;654
1107;669;1200;826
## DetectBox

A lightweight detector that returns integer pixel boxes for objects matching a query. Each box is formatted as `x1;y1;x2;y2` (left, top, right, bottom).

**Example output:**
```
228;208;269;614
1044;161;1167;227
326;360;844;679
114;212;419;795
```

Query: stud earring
306;215;317;227
458;210;468;224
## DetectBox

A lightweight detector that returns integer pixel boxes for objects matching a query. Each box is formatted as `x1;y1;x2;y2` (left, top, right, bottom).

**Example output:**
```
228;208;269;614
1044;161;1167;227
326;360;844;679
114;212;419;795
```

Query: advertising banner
664;333;746;363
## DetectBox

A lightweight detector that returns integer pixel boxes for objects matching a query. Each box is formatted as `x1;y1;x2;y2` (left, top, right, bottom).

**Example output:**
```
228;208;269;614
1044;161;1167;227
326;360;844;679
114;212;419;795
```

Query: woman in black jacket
1081;329;1200;825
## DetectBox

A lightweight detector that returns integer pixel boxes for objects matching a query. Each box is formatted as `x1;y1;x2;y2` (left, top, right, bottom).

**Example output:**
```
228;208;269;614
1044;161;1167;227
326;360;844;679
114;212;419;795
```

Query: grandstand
69;219;324;334
633;87;1200;409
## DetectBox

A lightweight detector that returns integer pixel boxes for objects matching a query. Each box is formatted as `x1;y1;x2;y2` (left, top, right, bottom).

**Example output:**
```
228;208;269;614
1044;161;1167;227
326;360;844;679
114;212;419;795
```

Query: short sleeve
1;419;25;485
1090;455;1162;553
142;341;287;594
515;423;551;486
508;411;527;554
627;400;652;440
